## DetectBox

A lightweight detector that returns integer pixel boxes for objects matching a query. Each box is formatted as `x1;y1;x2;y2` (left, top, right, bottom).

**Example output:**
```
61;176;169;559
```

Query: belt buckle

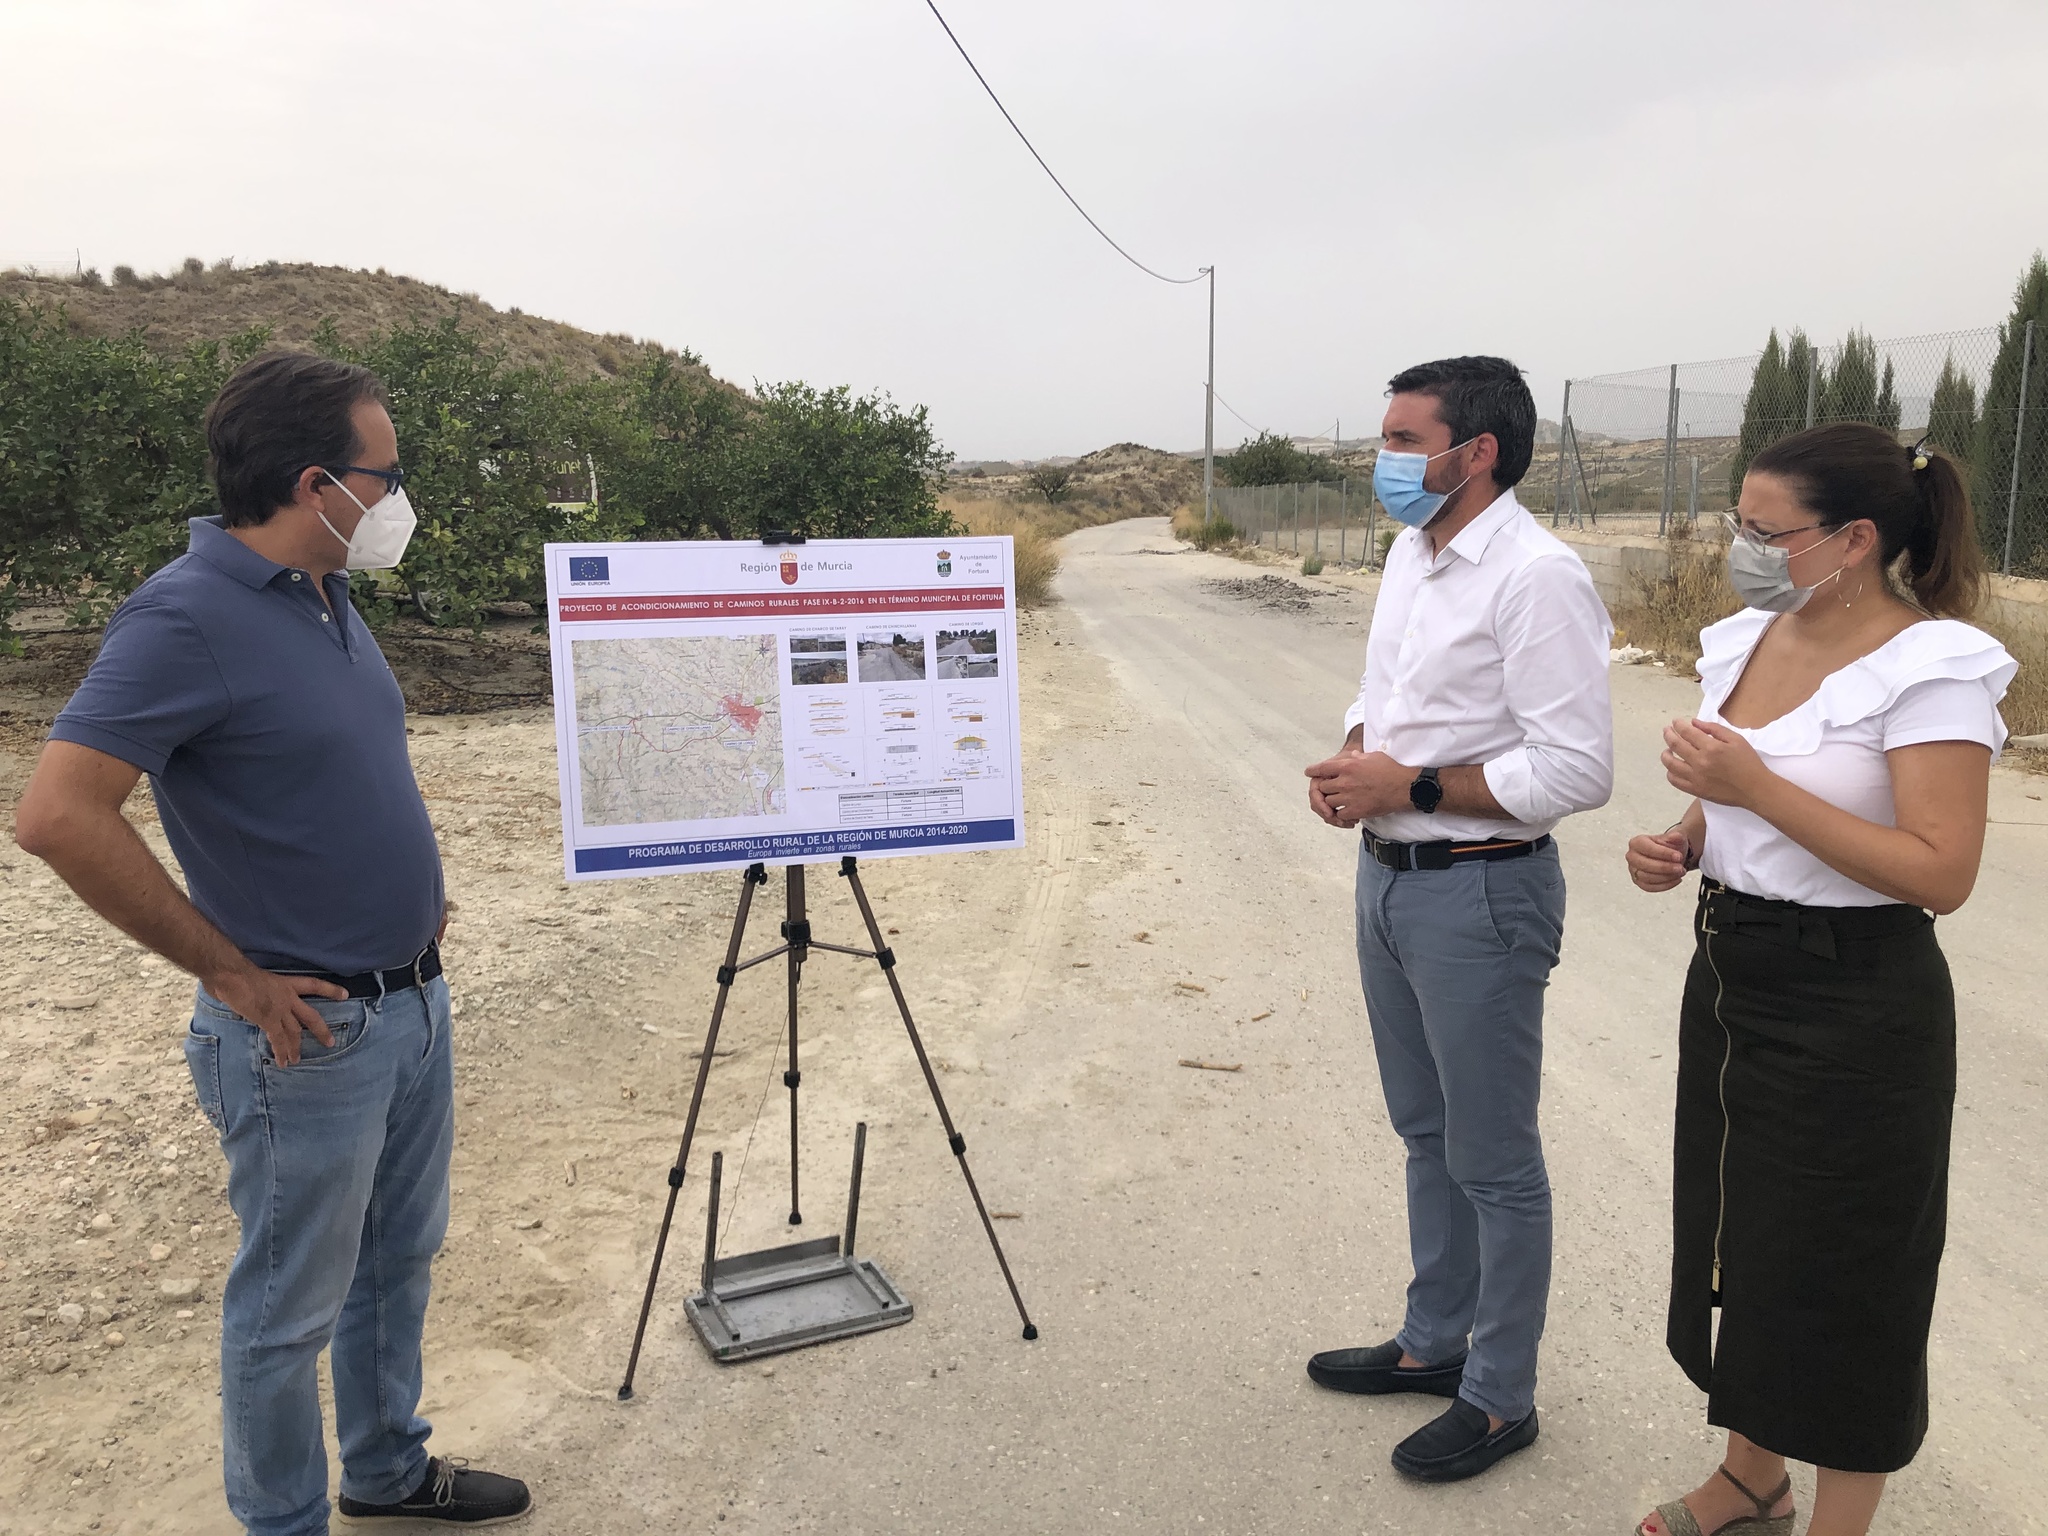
412;945;429;991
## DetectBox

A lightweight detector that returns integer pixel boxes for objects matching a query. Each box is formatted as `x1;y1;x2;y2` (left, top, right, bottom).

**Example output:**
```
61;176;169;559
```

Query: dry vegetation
1613;526;2048;735
0;259;695;380
1611;526;1740;675
943;499;1062;607
1169;504;1237;550
944;442;1204;605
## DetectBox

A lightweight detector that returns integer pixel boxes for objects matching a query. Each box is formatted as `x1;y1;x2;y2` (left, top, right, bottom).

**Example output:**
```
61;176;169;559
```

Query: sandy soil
0;600;1131;1534
3;520;2046;1535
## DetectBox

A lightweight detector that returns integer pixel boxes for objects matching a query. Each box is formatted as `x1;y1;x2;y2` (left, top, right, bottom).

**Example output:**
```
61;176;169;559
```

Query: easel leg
838;857;1039;1340
783;865;807;1226
618;862;768;1400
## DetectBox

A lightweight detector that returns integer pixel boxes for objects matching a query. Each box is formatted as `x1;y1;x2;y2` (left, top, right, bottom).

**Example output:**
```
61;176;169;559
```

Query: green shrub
1301;551;1325;575
1171;505;1238;548
1217;430;1331;487
0;306;957;641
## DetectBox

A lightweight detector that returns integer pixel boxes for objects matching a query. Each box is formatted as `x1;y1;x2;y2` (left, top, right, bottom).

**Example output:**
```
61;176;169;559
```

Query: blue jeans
184;976;454;1536
1354;842;1565;1422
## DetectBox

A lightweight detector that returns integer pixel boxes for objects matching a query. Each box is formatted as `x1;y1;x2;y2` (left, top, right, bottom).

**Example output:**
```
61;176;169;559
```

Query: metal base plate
684;1235;913;1362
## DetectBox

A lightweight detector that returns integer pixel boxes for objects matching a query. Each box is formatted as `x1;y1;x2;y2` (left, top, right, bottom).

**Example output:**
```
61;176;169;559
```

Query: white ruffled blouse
1694;608;2018;907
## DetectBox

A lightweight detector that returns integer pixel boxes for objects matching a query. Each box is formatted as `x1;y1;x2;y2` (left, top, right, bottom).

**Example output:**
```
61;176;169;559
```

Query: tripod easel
618;855;1037;1398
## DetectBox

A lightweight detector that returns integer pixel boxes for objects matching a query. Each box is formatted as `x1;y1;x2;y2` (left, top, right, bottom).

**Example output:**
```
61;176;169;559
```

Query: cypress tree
1820;330;1875;423
1785;329;1819;431
1875;356;1901;432
1729;329;1793;500
1971;252;2048;572
1925;352;1978;461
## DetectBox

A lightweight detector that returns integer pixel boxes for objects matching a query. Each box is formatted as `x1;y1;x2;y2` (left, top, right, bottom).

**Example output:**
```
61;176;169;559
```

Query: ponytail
1748;423;1987;618
1901;448;1985;617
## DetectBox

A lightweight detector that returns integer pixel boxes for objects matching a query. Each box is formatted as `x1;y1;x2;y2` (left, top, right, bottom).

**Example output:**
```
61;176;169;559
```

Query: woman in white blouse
1625;422;2016;1536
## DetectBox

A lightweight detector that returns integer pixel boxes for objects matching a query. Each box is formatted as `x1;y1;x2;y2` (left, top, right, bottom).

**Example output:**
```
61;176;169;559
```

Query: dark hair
203;350;389;528
1746;422;1985;618
1385;355;1536;487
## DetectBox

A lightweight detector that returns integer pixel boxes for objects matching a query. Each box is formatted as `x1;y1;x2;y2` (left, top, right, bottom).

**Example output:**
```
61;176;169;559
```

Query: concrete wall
1554;529;2048;644
1551;531;1670;613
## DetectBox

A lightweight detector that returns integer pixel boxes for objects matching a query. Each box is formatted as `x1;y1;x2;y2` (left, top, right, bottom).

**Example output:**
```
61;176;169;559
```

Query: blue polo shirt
50;518;444;976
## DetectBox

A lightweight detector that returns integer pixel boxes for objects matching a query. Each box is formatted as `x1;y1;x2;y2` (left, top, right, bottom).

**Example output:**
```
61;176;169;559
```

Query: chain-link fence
1547;324;2048;576
1214;478;1391;568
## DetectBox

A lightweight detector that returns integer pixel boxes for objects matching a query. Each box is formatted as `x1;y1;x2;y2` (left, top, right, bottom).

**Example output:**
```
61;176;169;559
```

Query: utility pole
1551;381;1571;526
1659;364;1680;537
1202;266;1216;525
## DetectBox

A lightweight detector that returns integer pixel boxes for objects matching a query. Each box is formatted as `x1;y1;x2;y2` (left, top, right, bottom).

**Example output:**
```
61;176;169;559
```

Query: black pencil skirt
1667;880;1956;1474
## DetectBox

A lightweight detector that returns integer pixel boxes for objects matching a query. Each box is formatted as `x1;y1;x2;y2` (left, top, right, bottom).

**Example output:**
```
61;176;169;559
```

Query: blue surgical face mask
1372;439;1475;528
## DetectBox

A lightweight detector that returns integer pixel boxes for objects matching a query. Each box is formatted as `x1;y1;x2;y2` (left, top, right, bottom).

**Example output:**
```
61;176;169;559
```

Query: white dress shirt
1344;488;1615;844
1695;609;2015;906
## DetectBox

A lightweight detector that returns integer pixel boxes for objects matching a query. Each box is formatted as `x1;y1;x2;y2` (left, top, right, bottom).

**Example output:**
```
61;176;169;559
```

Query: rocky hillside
0;258;689;379
954;441;1200;518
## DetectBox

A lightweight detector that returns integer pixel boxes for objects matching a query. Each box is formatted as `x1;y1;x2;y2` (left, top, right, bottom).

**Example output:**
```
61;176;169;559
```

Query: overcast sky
5;0;2045;460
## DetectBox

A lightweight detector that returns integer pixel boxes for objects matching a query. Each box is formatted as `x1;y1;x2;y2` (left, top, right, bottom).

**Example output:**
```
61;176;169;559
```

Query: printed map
572;636;785;826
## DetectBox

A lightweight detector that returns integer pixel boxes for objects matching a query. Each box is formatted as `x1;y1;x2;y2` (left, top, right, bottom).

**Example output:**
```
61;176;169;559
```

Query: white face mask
1725;521;1847;613
318;473;417;572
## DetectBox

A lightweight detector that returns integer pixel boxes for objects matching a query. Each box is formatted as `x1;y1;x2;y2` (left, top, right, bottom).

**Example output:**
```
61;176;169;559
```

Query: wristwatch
1409;766;1443;814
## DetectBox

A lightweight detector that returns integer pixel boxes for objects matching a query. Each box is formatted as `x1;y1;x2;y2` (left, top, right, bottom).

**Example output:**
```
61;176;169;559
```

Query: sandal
1636;1465;1796;1536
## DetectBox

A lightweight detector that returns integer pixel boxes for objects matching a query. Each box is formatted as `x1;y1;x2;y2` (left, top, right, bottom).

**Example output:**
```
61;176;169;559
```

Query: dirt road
3;515;2044;1533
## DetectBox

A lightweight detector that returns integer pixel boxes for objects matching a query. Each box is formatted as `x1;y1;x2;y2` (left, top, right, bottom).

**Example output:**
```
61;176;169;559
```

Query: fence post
1292;484;1299;554
1366;489;1378;569
1551;381;1572;526
2004;317;2036;576
1804;358;1818;429
1660;365;1680;536
1313;482;1321;560
1689;456;1700;523
1340;480;1348;566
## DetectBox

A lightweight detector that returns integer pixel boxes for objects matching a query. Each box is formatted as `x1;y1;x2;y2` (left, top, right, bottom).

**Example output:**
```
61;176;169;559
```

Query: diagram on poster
544;537;1024;879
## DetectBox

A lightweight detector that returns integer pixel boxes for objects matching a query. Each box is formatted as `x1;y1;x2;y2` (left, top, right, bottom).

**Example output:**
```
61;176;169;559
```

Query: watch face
1411;774;1443;812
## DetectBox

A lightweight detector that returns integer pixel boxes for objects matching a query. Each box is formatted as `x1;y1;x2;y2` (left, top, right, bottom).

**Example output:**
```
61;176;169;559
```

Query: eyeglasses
1718;509;1826;552
318;464;407;499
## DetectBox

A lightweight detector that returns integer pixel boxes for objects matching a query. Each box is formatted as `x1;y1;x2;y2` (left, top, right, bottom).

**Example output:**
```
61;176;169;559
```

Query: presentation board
543;537;1026;880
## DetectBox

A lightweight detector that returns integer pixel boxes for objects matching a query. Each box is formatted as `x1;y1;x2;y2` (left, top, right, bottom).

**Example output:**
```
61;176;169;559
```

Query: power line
920;1;1205;287
1211;394;1344;453
1211;389;1264;434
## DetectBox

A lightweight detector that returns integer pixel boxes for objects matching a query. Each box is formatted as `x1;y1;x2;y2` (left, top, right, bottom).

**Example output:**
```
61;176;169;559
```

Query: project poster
543;536;1025;879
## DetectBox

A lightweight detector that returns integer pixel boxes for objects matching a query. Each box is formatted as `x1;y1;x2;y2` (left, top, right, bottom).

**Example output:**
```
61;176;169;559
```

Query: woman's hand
1626;829;1692;893
1662;718;1772;807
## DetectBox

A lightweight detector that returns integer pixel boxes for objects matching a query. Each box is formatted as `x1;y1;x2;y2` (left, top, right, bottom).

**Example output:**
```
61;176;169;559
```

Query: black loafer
1306;1339;1466;1398
335;1456;532;1527
1391;1397;1539;1483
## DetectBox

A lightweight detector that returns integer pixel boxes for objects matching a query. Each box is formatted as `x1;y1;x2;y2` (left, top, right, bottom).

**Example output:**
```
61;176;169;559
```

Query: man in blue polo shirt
14;351;530;1535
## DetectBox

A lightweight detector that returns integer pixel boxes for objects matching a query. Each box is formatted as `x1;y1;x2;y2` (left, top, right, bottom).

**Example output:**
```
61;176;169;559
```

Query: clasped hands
1304;746;1412;829
1626;717;1774;892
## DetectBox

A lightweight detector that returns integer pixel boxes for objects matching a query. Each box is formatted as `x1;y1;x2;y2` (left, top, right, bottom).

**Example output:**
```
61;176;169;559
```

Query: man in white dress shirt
1302;356;1614;1483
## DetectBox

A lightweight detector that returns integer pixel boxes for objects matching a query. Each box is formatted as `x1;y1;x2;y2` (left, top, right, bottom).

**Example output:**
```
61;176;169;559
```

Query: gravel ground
3;524;2045;1535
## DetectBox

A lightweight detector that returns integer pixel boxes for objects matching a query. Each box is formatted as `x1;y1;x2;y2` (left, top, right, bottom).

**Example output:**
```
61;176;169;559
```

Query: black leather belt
1364;832;1552;872
307;942;442;999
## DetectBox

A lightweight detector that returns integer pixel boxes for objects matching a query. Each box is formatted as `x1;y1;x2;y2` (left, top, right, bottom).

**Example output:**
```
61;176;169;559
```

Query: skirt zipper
1701;909;1734;1303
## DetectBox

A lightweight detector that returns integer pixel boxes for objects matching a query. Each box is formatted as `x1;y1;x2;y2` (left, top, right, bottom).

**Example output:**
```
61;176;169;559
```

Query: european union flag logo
569;556;610;583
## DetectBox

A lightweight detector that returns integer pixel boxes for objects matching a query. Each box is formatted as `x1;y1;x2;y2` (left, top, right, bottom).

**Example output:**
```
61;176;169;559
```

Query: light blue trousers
1354;841;1565;1422
185;976;454;1536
